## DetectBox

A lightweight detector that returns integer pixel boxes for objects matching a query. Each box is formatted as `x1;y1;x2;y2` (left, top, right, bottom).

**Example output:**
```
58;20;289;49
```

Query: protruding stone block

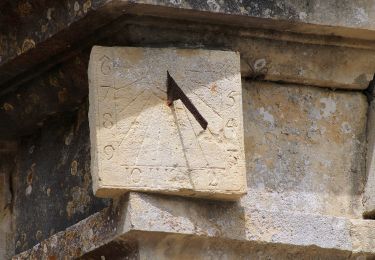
88;46;246;200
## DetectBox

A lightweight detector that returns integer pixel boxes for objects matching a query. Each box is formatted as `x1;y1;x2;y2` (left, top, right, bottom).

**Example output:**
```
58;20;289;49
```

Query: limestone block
243;81;367;218
237;37;375;90
138;234;354;260
126;192;375;254
12;192;375;259
88;46;246;200
122;22;375;90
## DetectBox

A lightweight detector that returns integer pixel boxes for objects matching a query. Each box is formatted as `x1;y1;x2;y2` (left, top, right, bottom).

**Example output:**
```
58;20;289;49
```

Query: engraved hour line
117;91;152;148
170;105;196;190
181;102;209;167
167;72;208;130
134;94;162;166
186;69;216;73
134;93;158;166
171;104;192;171
135;93;172;167
113;77;145;90
155;97;164;165
116;89;147;114
184;83;223;120
120;165;225;169
159;98;174;167
151;87;167;102
99;85;112;101
100;55;112;75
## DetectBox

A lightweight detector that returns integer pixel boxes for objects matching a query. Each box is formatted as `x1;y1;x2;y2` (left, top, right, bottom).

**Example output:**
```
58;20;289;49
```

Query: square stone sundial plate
88;46;246;200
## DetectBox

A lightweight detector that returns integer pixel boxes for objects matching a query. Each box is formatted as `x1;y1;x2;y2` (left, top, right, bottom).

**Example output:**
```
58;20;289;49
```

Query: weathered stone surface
126;192;375;254
10;71;370;256
0;53;89;138
13;104;109;254
119;19;375;89
4;0;375;95
138;234;355;260
0;0;113;89
12;201;123;259
89;46;246;200
3;19;375;141
243;81;367;218
132;0;375;39
12;192;375;259
127;193;352;252
6;0;375;258
364;100;375;217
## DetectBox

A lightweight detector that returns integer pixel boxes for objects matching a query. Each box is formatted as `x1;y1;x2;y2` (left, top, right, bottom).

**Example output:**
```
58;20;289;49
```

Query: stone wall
2;1;375;259
13;104;109;253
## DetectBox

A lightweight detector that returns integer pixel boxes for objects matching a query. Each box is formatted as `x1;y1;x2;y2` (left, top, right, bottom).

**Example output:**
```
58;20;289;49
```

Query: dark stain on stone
13;103;110;254
0;52;89;138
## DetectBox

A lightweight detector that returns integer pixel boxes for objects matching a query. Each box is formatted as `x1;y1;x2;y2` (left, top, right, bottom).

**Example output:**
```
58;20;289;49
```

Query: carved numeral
226;118;237;128
103;145;115;160
224;118;238;139
99;55;112;75
130;168;141;183
99;86;111;101
226;91;238;107
103;113;114;129
209;170;218;186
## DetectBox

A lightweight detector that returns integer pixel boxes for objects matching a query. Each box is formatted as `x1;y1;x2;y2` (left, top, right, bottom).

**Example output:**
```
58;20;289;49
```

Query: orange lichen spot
83;0;92;13
71;160;78;176
21;38;36;53
58;88;68;103
27;163;36;185
3;102;14;111
18;1;33;17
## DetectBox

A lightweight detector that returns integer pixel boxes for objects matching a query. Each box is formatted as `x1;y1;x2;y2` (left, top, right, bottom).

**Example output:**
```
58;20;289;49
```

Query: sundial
88;46;246;200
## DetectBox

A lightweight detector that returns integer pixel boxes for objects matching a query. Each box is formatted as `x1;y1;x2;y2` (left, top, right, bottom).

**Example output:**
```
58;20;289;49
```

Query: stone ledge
12;192;375;258
123;19;375;89
3;0;375;93
131;0;375;40
128;193;375;254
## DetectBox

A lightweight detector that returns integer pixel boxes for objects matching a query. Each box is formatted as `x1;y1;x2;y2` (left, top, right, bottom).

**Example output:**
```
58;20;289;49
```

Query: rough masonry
1;0;375;259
